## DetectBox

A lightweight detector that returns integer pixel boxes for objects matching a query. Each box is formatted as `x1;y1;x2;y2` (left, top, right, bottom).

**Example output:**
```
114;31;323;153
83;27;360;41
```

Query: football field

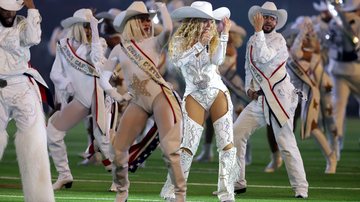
0;118;359;201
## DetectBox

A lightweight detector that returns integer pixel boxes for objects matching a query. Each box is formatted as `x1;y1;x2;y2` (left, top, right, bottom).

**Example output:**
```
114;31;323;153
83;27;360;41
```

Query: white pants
0;76;54;202
233;99;308;195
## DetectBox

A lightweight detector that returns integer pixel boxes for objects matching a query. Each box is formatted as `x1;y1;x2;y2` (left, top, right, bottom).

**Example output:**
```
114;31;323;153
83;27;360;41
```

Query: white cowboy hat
61;8;101;28
230;20;246;36
96;8;121;21
290;16;312;30
0;0;23;11
313;1;328;12
113;1;156;33
342;0;360;12
171;1;231;21
248;1;287;30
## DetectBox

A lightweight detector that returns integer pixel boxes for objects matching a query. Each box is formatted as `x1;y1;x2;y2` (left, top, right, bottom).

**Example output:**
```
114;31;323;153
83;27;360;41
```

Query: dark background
22;0;358;115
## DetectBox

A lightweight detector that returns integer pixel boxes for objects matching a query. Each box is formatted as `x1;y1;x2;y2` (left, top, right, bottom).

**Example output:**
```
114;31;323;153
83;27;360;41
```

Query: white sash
249;45;289;127
120;40;171;89
58;39;106;134
58;39;99;77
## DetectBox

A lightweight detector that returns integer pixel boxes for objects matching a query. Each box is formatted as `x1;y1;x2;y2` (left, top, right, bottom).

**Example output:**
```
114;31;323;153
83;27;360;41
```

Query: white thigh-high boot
47;112;73;190
16;104;55;202
214;109;238;202
312;128;337;174
160;115;203;201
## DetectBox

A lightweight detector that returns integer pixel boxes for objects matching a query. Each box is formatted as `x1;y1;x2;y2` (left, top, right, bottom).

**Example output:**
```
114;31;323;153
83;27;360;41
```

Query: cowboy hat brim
61;17;103;28
0;0;24;11
171;6;230;21
248;5;288;30
96;12;115;20
313;2;328;12
113;10;156;33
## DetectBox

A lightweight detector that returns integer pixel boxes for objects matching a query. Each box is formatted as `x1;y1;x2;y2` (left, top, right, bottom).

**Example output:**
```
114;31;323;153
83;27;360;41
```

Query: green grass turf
0;118;359;201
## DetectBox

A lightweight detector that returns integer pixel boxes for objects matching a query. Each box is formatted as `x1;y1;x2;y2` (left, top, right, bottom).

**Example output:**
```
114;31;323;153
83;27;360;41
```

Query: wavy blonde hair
121;17;153;42
168;18;219;60
66;23;90;44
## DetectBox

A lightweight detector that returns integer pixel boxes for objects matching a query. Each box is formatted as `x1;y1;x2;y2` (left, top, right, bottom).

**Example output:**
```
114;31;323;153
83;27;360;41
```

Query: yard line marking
0;195;203;202
1;176;360;191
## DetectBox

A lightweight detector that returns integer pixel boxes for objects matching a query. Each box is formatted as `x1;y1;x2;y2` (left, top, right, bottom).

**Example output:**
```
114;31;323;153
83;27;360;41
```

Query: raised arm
212;18;231;65
89;16;107;67
19;0;41;46
155;2;173;49
98;46;131;103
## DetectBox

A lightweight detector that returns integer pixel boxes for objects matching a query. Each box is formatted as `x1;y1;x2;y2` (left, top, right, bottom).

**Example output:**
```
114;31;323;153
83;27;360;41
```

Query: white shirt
0;9;41;76
244;30;289;92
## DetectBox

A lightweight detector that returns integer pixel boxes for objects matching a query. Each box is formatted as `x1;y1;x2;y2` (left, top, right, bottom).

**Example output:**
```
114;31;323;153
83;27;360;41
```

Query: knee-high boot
112;147;129;202
214;110;238;202
160;117;203;201
47;112;73;190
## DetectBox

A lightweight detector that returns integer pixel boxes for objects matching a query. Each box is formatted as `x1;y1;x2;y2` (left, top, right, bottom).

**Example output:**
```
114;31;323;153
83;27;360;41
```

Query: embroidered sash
120;40;171;89
58;39;99;77
58;39;106;134
287;58;320;139
249;45;289;127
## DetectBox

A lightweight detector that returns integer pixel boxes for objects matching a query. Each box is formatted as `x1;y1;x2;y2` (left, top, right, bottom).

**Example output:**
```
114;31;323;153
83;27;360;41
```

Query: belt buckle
0;79;7;88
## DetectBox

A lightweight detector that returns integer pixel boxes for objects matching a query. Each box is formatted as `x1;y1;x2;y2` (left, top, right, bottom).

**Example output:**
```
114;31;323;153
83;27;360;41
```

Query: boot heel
64;182;73;188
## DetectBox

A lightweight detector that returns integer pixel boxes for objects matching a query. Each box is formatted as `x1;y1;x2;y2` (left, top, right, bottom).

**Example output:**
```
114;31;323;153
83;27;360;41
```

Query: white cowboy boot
218;147;237;202
47;114;74;190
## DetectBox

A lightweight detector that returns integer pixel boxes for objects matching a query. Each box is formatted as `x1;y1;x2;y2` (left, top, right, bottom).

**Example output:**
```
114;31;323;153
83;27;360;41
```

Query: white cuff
220;34;229;42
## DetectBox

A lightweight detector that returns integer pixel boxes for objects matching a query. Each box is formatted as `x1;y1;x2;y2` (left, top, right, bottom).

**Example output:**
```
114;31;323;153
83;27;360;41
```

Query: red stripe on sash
130;39;156;66
249;45;289;119
66;39;96;68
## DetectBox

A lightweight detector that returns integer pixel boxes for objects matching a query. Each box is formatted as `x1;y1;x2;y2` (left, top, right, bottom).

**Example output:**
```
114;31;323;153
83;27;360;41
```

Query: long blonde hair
168;18;219;60
121;17;153;42
66;23;89;44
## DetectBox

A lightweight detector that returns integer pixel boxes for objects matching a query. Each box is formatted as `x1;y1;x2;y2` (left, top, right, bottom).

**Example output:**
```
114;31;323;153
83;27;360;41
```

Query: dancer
0;0;55;201
286;16;337;173
98;2;186;201
233;1;309;198
160;1;238;201
48;8;112;190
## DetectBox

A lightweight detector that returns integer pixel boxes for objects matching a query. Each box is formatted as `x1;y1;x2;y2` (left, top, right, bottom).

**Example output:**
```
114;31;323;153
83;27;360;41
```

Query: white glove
99;70;114;91
65;82;75;95
105;88;123;102
100;70;132;103
90;16;100;44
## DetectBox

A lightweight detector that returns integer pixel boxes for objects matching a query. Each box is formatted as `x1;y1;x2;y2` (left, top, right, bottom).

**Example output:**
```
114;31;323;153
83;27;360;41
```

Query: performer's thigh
52;99;89;131
209;90;229;122
114;103;149;151
184;95;206;125
152;93;177;136
332;77;351;109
